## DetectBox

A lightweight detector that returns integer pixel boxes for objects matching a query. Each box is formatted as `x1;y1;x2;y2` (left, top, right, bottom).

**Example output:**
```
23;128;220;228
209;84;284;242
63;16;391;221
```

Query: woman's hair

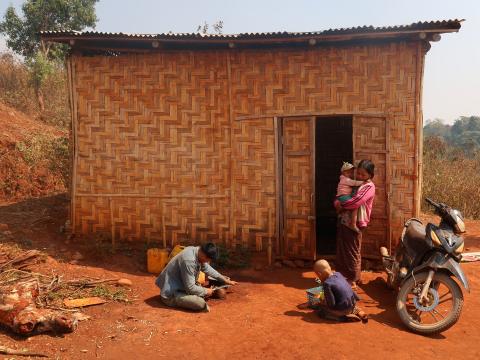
357;159;375;179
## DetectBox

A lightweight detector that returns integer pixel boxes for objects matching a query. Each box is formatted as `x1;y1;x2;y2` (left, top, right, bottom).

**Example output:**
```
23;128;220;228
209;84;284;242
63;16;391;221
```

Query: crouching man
155;243;237;312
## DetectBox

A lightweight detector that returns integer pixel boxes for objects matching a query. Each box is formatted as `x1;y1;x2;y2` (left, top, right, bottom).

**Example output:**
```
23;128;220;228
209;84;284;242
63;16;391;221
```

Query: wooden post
109;197;116;252
67;57;79;236
227;51;236;249
162;215;167;249
267;208;273;266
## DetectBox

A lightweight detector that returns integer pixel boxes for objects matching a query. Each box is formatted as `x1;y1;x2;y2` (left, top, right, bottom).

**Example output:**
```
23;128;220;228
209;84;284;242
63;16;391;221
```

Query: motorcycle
380;198;469;335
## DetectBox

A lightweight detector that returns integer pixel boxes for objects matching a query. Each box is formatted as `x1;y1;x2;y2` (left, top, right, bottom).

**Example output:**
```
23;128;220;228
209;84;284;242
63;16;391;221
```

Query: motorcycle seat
405;220;426;243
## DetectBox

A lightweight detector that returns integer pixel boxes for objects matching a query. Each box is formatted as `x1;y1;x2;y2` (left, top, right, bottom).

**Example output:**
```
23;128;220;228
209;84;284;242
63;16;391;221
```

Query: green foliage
1;0;98;114
424;116;480;156
0;0;98;61
0;52;70;127
26;52;54;92
215;245;251;269
16;134;70;187
91;285;129;302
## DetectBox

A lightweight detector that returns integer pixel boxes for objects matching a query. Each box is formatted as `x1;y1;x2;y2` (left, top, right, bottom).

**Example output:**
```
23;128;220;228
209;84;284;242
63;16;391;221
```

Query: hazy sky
1;0;479;123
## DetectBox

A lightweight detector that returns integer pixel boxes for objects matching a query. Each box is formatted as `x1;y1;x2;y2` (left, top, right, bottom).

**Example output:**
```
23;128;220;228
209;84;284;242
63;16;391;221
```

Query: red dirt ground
0;102;67;200
0;194;479;359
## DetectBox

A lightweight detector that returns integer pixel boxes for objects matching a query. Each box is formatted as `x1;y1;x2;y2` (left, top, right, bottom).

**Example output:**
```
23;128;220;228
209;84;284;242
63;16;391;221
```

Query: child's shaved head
314;259;332;281
314;259;331;272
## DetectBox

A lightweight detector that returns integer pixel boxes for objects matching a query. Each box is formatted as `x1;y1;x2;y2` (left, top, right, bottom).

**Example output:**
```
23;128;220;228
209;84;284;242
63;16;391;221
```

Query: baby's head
340;162;355;179
313;259;333;282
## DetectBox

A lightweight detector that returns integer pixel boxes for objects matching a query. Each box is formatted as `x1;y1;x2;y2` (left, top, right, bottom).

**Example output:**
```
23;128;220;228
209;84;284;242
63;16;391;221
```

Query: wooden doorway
279;115;353;260
278;114;389;260
315;116;353;255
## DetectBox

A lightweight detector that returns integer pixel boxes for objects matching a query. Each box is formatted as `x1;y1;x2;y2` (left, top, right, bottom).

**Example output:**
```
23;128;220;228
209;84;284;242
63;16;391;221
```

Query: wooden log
0;346;47;357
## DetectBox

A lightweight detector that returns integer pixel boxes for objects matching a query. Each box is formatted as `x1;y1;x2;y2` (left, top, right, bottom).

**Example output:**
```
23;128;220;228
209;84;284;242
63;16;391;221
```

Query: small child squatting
336;162;365;233
299;260;368;323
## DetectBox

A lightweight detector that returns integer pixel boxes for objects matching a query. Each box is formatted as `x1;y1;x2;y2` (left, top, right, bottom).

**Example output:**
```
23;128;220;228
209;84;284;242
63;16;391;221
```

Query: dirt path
1;195;479;359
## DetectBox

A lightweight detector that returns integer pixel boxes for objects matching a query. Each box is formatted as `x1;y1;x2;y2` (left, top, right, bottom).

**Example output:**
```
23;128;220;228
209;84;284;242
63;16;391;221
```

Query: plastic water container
168;245;185;261
147;248;169;274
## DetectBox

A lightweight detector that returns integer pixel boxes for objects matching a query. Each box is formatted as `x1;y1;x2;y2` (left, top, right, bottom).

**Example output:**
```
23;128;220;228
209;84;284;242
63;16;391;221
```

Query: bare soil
1;194;479;359
0;102;67;200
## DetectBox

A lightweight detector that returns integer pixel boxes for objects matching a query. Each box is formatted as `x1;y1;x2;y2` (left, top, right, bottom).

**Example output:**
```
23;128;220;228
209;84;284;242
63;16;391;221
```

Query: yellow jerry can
147;248;169;274
168;245;185;261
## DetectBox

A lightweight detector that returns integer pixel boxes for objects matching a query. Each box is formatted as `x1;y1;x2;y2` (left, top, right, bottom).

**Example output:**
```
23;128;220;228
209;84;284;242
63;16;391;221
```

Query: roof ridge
40;19;464;38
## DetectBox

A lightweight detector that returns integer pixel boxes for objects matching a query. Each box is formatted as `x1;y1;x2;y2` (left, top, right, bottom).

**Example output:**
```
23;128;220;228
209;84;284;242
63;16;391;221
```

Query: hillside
0;102;68;202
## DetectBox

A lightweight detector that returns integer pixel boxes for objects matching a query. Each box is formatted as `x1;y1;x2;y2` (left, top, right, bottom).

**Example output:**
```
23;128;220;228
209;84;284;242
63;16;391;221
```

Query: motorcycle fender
403;253;470;292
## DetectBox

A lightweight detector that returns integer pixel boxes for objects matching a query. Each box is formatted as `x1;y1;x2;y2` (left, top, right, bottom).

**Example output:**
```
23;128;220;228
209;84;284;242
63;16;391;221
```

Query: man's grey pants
161;293;209;312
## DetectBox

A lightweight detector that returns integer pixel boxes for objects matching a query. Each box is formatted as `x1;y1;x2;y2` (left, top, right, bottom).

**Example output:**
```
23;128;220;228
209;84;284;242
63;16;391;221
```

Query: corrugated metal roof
40;19;463;40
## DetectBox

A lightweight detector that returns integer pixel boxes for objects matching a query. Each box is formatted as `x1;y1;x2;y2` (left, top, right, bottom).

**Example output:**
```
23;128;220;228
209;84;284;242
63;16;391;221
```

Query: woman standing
334;160;376;288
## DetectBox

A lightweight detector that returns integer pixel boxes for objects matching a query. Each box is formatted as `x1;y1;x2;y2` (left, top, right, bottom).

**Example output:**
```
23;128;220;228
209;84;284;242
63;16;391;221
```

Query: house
41;19;462;260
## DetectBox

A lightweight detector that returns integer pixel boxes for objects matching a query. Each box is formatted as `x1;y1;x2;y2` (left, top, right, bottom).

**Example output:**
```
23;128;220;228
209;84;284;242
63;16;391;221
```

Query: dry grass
422;136;480;219
0;52;69;128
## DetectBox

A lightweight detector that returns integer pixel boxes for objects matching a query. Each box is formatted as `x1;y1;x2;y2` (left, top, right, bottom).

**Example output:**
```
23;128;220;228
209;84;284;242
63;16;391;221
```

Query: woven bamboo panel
73;52;231;245
231;118;276;250
228;43;420;254
353;115;388;256
71;41;422;256
283;118;314;258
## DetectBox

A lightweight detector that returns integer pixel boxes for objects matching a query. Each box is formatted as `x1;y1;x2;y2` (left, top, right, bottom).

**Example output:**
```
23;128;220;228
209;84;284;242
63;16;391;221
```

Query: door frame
276;115;316;259
276;112;388;260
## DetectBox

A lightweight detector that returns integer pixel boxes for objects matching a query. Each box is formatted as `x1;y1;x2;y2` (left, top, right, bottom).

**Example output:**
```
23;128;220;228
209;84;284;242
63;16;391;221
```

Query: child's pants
317;304;355;321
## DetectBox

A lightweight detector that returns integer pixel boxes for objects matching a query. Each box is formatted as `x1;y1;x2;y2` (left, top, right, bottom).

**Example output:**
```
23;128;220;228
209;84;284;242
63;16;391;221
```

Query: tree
423;119;450;139
0;0;98;111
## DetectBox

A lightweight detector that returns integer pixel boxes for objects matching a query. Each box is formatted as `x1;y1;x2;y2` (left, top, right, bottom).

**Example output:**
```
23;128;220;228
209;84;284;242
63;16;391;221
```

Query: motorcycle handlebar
425;198;449;216
425;198;438;207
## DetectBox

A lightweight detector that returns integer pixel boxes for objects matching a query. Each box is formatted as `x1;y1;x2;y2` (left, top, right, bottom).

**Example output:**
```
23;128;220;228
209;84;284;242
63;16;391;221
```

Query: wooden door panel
284;155;312;216
353;115;390;257
282;117;315;259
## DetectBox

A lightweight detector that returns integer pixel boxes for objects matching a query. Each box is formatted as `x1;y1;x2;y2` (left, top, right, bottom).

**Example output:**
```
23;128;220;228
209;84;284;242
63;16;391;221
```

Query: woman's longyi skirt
335;224;362;283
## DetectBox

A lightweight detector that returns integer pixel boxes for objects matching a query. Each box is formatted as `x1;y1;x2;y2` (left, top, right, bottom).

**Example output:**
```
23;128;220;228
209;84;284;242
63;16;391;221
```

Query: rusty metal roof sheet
40;19;463;52
40;19;463;40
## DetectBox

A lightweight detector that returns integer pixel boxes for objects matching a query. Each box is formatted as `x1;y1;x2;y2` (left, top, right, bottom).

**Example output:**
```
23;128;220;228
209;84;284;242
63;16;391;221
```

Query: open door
281;117;316;259
353;115;390;257
315;116;353;255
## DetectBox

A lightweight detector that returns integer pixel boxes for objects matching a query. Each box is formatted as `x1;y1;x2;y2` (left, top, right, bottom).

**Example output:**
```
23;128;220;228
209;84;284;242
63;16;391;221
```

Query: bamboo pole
267;208;273;266
109;197;116;251
162;215;167;249
75;193;228;199
227;50;236;249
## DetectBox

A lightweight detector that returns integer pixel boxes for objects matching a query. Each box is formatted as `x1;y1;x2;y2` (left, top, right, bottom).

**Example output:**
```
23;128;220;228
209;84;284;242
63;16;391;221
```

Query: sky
1;0;479;123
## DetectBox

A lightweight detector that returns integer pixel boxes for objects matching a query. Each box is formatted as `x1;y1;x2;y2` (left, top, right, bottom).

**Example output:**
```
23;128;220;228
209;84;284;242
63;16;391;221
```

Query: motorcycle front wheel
396;272;463;335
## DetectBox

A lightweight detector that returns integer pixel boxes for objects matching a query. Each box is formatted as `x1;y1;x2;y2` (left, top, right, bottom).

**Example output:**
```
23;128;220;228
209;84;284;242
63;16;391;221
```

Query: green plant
215;244;251;269
16;134;70;187
91;285;129;302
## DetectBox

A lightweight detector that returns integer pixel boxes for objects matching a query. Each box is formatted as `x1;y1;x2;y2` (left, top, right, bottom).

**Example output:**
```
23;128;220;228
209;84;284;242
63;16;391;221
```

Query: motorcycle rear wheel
397;272;463;335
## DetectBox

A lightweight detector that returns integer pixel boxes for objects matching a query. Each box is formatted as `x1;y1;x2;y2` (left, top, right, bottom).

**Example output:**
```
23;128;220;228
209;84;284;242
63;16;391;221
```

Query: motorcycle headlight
455;215;465;233
454;211;466;233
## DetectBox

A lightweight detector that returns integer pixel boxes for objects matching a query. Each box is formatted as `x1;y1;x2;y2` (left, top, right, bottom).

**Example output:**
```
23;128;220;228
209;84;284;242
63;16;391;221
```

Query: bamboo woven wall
70;40;424;256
